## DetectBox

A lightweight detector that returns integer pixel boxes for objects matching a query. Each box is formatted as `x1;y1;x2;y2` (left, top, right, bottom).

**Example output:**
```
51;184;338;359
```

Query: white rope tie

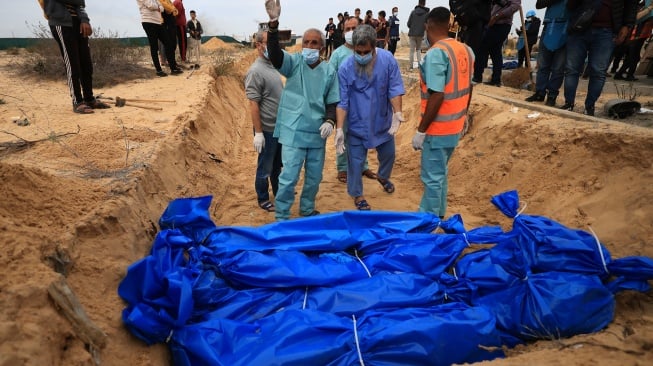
452;267;458;280
514;203;528;218
588;226;609;274
462;232;471;247
302;286;308;309
352;315;365;366
165;329;174;343
354;249;372;278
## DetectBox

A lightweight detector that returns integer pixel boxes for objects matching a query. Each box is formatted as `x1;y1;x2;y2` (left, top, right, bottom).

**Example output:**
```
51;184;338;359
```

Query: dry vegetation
17;23;152;87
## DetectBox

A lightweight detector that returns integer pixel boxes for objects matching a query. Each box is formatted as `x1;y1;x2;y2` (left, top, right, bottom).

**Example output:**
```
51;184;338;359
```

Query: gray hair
255;31;265;43
304;28;326;47
352;24;376;48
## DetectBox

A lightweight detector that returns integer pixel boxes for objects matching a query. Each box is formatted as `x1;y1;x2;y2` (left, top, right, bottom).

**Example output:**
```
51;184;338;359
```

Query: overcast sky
3;0;542;41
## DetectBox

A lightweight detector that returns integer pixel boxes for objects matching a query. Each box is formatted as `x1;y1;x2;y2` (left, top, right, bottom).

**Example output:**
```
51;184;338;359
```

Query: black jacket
187;19;203;40
567;0;637;33
43;0;90;27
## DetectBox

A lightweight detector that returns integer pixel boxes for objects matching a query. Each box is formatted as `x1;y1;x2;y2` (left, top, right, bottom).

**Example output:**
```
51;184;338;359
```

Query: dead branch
48;276;108;365
0;126;81;154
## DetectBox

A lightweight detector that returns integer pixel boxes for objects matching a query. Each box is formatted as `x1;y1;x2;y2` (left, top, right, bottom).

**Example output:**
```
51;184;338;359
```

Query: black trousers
518;43;536;68
473;23;511;83
142;22;178;71
388;37;399;55
50;17;94;106
617;38;646;78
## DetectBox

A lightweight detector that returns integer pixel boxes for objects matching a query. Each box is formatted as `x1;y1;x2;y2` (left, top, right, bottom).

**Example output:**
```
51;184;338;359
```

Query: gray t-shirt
244;57;283;132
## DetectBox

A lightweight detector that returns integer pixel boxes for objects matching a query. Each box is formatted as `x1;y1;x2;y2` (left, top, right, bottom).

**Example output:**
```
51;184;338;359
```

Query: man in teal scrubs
265;0;340;220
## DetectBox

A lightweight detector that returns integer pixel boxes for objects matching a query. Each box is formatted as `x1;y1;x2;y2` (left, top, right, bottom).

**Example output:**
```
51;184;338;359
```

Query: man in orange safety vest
412;6;474;218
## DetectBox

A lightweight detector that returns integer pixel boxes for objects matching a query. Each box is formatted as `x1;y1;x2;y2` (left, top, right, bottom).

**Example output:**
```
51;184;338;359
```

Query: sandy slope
0;42;652;365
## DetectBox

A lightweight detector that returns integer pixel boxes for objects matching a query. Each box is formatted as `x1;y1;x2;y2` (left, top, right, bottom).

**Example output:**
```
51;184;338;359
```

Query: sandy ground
1;39;652;366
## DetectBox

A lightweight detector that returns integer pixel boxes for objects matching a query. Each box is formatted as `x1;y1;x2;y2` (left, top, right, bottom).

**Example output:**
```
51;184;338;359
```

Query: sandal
377;178;395;194
73;102;94;114
87;98;111;109
258;201;275;212
354;198;371;211
337;171;347;183
362;169;378;180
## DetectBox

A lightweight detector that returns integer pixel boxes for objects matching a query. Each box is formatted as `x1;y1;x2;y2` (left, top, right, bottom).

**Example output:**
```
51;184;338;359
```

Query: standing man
329;17;378;184
186;10;203;65
324;17;336;60
173;0;187;63
38;0;110;114
451;0;492;62
412;7;474;219
264;0;340;221
335;25;406;211
376;10;390;49
245;30;284;213
407;0;430;69
560;0;637;115
472;0;520;86
388;6;401;55
516;10;541;68
524;0;569;106
354;8;363;24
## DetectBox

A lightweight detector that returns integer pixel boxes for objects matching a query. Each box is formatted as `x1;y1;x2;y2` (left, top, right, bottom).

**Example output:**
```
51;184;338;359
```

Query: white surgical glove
412;131;426;150
265;0;281;22
388;111;405;135
320;121;334;139
253;132;265;153
335;128;345;155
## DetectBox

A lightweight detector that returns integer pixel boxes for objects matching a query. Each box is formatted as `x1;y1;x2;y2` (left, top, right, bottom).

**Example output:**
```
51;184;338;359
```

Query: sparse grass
209;49;236;77
5;47;20;55
17;22;152;87
614;83;640;101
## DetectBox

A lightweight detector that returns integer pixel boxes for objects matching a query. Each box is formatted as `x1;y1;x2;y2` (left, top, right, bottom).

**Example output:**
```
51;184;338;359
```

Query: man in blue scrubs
335;24;405;211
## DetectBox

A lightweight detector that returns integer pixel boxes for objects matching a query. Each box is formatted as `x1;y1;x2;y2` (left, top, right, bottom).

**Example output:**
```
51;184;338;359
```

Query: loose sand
0;42;652;365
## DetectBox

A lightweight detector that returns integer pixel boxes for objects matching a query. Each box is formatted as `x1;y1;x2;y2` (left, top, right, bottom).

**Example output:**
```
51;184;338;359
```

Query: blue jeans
473;23;511;83
255;130;282;204
346;134;395;198
275;145;325;221
535;43;566;99
563;28;614;109
418;137;455;217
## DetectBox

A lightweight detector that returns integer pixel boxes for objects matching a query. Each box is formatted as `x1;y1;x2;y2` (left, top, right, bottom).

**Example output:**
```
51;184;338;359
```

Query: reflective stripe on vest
420;39;473;136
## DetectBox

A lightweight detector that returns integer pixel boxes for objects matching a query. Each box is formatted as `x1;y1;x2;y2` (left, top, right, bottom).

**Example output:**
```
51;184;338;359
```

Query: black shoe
472;78;482;84
583;106;595;116
545;97;556;107
156;70;168;77
559;103;574;111
170;68;184;75
525;93;545;102
613;74;625;80
483;80;501;87
624;76;639;82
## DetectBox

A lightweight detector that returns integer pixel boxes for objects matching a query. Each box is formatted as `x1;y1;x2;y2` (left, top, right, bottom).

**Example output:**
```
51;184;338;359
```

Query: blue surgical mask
263;46;269;59
344;31;353;45
302;48;320;65
355;53;373;65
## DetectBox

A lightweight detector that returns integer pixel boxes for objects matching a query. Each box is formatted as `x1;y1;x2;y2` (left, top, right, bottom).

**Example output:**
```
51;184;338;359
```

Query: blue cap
526;10;536;17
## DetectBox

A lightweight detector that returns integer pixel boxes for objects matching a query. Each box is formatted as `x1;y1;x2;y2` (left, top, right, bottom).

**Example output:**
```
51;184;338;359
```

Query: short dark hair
378;10;386;17
190;10;196;14
427;7;450;26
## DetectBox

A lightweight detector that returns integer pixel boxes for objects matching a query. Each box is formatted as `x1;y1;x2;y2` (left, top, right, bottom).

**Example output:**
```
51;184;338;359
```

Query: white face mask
393;12;398;17
344;31;353;45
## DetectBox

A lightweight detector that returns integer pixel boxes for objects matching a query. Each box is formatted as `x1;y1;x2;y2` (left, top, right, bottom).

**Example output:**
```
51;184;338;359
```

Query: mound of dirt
202;36;236;51
0;46;652;366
